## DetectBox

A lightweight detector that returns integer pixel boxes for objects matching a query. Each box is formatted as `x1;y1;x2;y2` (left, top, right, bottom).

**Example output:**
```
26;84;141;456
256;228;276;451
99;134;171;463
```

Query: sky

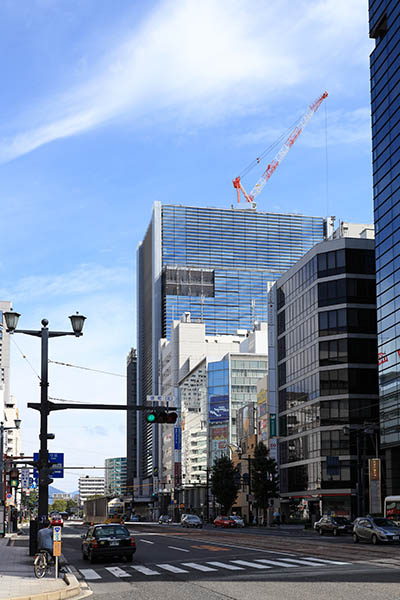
0;0;374;493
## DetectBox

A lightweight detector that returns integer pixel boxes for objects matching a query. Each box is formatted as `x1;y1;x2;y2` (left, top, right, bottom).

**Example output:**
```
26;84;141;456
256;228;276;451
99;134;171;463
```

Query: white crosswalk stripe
255;559;297;568
105;566;131;578
77;555;353;581
230;560;271;569
302;557;350;565
182;563;217;572
278;558;331;567
131;565;161;575
207;562;244;570
157;564;189;573
79;569;102;579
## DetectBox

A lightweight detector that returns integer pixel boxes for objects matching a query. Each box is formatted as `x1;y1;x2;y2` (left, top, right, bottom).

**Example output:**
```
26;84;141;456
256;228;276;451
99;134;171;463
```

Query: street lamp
3;310;86;525
0;418;21;537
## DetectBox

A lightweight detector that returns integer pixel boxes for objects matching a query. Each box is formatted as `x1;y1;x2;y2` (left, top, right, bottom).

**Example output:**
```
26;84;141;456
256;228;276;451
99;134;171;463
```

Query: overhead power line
48;359;126;378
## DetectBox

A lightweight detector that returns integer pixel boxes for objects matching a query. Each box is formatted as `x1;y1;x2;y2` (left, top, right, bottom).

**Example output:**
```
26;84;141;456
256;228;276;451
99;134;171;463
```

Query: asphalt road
60;521;400;600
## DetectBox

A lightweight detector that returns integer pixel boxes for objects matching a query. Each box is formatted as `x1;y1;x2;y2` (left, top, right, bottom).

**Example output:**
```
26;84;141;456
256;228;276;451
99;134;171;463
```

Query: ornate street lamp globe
3;310;21;333
69;312;87;336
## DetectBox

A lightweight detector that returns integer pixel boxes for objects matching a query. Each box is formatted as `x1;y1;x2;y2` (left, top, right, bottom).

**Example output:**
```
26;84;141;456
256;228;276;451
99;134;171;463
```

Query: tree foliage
251;442;279;512
51;499;67;513
210;455;240;514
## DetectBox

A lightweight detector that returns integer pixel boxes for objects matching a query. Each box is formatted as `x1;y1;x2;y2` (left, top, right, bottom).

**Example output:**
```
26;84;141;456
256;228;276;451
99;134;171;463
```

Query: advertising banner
209;395;229;423
21;468;30;491
210;424;229;463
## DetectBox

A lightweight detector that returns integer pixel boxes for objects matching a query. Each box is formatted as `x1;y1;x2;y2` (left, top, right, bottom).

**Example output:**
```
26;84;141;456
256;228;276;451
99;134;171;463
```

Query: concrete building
126;348;137;496
105;457;127;497
369;0;400;495
269;232;378;519
158;312;250;493
136;202;325;486
3;396;21;458
78;476;105;506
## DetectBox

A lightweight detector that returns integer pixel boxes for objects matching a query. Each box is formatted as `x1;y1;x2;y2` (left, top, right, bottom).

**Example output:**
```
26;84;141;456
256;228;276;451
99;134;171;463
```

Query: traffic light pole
38;326;49;525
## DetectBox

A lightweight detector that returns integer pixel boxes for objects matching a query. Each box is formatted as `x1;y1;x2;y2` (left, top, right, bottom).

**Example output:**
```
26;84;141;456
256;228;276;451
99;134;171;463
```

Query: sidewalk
0;533;82;600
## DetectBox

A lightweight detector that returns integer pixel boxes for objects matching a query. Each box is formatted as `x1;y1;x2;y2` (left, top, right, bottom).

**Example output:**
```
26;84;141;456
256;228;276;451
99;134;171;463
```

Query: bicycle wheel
34;553;47;578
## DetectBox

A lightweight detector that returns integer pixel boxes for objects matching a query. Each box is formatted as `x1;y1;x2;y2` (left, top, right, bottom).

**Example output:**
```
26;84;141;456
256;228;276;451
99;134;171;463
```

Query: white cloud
0;0;372;162
235;106;372;149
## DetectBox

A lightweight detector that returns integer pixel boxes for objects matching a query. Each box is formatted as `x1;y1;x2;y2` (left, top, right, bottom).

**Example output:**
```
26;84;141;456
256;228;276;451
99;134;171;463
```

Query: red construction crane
233;91;328;204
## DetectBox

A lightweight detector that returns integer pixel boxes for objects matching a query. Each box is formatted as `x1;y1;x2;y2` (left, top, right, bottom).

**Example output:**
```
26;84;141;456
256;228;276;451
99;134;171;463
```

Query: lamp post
0;419;21;536
3;310;86;525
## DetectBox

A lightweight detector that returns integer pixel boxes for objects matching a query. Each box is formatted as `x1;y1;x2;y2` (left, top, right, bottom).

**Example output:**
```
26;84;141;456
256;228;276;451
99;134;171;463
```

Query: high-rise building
126;348;137;496
78;476;105;506
105;457;127;497
369;1;400;493
137;202;325;481
269;232;378;518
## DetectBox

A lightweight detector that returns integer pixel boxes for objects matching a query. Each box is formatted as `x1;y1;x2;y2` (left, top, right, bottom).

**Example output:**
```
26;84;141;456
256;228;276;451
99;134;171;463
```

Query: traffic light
38;466;53;487
151;493;158;501
9;468;19;488
146;410;178;424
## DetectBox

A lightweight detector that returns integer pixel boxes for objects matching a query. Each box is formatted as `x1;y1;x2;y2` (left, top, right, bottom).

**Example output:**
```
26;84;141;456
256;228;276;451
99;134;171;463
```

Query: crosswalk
79;556;351;580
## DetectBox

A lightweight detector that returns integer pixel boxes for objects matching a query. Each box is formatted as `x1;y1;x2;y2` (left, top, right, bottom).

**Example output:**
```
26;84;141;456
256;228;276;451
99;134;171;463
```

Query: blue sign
209;395;229;423
174;427;181;450
33;452;64;478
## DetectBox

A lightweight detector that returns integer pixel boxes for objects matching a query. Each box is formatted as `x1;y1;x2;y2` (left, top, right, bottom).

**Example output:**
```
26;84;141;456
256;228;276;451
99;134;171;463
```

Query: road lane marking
192;545;230;551
105;566;131;578
254;559;297;568
302;557;350;565
140;540;155;544
168;546;190;552
279;558;327;567
131;565;160;575
79;569;102;579
231;560;271;569
182;563;217;572
157;564;189;573
207;561;244;570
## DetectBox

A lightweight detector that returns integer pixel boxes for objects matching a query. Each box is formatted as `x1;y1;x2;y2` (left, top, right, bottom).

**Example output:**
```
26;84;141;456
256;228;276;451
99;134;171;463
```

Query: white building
158;314;268;492
78;476;105;506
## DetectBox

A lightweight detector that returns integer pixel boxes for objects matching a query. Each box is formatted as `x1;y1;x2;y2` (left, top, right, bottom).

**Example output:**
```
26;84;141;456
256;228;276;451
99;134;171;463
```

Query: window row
319;308;377;336
318;278;376;307
320;368;378;396
319;338;378;366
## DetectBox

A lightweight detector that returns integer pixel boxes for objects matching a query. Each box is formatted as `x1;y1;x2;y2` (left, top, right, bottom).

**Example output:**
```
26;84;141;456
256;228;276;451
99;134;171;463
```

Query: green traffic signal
147;413;156;423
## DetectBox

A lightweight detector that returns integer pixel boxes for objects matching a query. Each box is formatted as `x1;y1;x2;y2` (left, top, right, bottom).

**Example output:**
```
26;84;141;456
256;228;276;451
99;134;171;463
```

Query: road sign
33;452;64;478
53;541;61;557
21;468;30;491
53;526;62;542
146;395;174;404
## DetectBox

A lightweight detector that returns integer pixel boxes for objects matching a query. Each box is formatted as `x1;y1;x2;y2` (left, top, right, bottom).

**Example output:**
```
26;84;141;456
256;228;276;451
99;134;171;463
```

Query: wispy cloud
0;0;372;162
235;107;372;149
0;263;131;300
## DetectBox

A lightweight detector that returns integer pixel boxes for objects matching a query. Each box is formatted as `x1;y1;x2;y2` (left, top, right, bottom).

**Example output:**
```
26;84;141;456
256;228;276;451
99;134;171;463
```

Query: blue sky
0;0;374;492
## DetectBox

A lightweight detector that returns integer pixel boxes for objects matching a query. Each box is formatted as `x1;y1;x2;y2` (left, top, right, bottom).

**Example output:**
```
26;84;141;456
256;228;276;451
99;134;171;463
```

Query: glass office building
271;237;378;518
136;202;325;479
370;1;400;493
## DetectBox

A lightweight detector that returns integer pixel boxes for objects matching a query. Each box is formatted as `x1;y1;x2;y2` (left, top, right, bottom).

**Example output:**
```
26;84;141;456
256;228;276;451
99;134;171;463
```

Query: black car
314;516;353;536
81;524;136;563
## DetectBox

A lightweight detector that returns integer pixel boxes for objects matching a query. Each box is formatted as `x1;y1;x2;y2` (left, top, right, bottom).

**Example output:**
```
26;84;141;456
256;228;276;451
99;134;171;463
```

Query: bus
384;496;400;524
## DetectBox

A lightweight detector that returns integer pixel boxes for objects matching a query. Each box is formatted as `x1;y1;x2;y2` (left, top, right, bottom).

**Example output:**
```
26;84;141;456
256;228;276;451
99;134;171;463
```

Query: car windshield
334;517;350;524
373;518;398;528
187;516;200;521
95;526;129;538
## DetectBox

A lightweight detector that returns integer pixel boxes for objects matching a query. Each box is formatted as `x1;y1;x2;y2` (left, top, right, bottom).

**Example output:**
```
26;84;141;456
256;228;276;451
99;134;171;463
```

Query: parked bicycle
33;549;53;578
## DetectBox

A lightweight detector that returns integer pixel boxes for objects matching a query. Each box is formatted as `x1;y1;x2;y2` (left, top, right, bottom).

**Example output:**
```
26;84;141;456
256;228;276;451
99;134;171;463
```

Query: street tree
51;499;67;513
210;455;240;514
251;442;279;523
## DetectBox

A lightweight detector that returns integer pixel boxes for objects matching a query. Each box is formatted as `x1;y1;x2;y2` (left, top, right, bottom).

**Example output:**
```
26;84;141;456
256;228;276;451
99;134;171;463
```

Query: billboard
209;395;229;423
210;424;229;463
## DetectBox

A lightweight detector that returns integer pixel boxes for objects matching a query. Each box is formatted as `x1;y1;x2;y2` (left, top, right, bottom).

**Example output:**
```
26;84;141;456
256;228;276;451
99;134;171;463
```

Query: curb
5;572;82;600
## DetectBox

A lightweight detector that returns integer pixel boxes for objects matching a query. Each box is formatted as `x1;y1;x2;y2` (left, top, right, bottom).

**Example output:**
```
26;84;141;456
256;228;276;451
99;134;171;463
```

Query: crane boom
233;91;328;204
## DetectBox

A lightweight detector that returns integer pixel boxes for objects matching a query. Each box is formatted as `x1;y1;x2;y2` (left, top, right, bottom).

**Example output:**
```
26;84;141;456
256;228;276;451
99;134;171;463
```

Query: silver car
181;514;202;528
229;515;245;527
353;517;400;544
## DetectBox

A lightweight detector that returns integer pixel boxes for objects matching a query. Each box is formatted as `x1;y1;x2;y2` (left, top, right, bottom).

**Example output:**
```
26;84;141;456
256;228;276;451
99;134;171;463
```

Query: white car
230;515;245;527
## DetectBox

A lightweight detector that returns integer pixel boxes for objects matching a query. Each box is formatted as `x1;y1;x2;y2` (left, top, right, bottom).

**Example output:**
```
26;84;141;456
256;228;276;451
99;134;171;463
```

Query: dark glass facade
275;238;379;517
370;0;400;493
